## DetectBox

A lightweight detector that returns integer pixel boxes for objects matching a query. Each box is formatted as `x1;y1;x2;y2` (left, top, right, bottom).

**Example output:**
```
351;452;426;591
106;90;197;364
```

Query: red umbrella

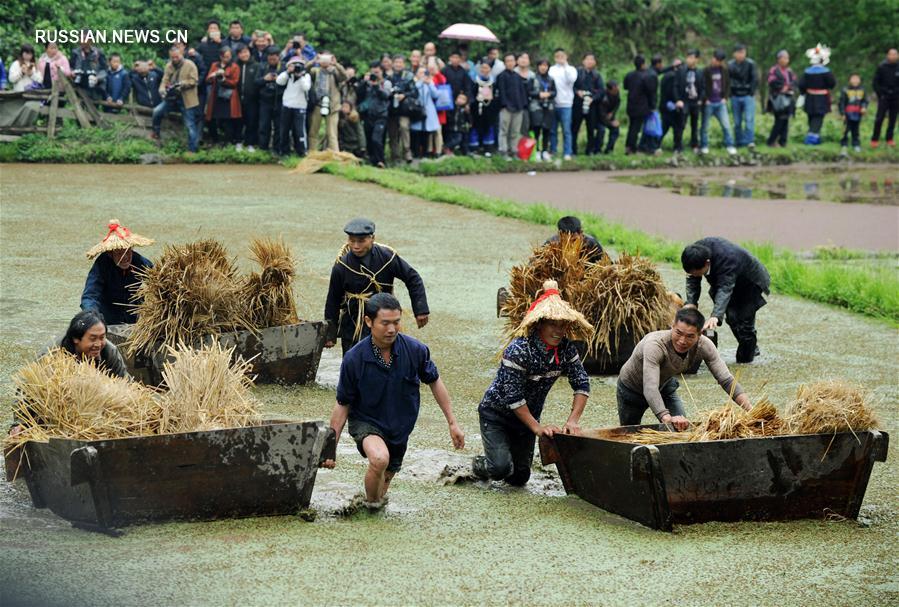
438;23;500;43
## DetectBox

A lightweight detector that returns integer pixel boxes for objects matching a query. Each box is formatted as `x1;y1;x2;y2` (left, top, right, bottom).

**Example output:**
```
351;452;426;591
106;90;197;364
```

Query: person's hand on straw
735;393;752;412
661;414;690;431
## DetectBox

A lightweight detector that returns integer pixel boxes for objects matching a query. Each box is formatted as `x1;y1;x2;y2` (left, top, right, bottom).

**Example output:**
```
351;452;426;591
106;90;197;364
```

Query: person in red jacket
205;47;242;147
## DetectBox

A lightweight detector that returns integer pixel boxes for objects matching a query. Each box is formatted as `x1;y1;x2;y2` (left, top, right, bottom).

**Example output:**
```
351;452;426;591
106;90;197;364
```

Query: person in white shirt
276;56;312;155
548;48;577;160
9;44;43;92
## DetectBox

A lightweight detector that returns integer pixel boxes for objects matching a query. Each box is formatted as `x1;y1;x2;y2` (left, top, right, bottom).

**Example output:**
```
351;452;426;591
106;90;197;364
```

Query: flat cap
343;218;376;236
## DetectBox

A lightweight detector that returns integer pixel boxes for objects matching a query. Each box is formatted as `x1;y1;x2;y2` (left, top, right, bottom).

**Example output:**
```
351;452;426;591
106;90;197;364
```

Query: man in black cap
324;218;430;355
544;216;604;263
681;237;770;363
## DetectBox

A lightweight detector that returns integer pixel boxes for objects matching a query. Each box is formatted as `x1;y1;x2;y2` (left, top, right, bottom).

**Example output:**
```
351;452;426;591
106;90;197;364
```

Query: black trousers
531;126;551;152
210;118;239;144
572;103;600;154
807;114;824;134
661;107;685;151
767;114;790;146
686;103;701;148
721;282;766;363
872;96;899;142
365;118;387;165
473;407;536;486
279;107;307;156
598;124;619;153
257;100;281;151
625;114;643;152
240;98;259;146
841;120;861;146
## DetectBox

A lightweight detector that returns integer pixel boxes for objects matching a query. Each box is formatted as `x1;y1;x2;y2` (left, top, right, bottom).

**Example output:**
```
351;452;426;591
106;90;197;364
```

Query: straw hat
805;43;831;66
86;219;155;259
515;279;594;341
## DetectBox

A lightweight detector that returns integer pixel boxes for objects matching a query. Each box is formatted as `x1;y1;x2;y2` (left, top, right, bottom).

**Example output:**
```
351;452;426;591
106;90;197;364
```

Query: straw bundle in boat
158;342;261;433
128;240;257;355
625;399;785;445
502;238;672;357
7;349;164;448
243;237;300;328
5;344;262;456
785;381;879;435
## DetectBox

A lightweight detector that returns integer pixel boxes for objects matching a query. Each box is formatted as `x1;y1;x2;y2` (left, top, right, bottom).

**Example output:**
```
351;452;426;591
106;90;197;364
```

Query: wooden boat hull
540;425;889;531
5;420;328;532
106;322;328;386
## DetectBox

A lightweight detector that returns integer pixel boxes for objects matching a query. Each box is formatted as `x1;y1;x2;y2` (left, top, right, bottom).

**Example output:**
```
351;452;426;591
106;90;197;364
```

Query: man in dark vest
324;218;430;355
681;237;770;363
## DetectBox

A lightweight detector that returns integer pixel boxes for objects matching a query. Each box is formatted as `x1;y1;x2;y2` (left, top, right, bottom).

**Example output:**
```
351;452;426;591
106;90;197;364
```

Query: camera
292;41;301;50
582;92;593;115
165;84;181;102
320;95;331;116
368;73;379;82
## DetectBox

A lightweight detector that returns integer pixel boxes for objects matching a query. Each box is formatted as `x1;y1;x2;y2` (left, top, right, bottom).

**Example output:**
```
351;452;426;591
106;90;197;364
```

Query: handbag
435;83;454;111
216;85;233;101
401;95;425;122
642;110;662;138
772;92;793;113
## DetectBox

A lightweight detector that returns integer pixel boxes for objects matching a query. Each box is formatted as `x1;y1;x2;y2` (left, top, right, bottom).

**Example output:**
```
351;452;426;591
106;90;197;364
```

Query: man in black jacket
387;55;416;163
495;52;529;159
130;61;163;107
682;237;770;363
324;218;430;355
659;58;684;152
442;50;473;99
571;53;604;155
871;48;899;148
623;55;657;154
256;46;283;153
597;80;621;153
358;62;393;167
678;49;704;152
728;44;758;148
235;44;260;151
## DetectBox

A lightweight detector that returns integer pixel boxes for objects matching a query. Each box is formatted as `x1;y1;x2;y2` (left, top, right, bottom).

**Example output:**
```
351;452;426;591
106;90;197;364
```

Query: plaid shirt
479;333;590;421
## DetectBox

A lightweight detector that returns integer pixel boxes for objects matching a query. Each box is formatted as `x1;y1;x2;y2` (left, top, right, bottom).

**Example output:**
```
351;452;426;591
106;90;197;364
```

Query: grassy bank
322;163;899;323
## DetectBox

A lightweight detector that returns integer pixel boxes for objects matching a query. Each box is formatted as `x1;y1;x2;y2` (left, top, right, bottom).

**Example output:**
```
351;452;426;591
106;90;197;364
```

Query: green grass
322;163;899;324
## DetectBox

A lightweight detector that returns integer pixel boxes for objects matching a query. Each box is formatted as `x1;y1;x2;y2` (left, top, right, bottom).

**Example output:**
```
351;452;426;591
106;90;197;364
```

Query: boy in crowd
104;52;130;112
446;92;472;155
839;72;868;153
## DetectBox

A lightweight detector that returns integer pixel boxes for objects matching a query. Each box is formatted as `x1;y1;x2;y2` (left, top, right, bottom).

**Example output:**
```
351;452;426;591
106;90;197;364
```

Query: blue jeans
152;98;200;152
731;95;755;147
701;101;734;148
550;106;573;155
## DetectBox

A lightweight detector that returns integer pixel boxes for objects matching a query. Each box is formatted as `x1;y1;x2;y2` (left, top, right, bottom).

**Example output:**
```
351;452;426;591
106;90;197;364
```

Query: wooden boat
106;322;329;386
540;425;889;531
5;420;330;534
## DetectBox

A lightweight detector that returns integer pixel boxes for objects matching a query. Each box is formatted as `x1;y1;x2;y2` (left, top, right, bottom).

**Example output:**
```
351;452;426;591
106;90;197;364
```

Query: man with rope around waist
324;218;430;355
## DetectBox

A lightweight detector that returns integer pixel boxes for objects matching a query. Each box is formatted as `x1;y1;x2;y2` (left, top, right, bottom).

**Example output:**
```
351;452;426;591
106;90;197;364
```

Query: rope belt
336;243;398;341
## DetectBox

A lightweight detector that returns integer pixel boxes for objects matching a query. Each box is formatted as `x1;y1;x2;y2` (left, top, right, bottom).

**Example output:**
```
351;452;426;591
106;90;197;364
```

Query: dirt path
440;169;899;251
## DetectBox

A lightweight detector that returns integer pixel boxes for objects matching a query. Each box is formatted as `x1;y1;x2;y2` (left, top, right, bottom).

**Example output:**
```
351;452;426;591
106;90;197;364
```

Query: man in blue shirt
474;280;592;486
322;293;464;509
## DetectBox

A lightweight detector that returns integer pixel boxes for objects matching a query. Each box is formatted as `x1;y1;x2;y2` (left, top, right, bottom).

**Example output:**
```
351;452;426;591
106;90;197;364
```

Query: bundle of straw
290;150;361;175
785;381;879;435
158;342;261;433
625;399;785;445
502;238;672;357
7;349;164;449
243;238;300;328
128;240;257;355
5;344;262;456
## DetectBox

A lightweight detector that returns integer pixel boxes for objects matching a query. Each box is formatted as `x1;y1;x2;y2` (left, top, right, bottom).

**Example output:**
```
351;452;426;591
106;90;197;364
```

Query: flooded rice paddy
0;164;896;605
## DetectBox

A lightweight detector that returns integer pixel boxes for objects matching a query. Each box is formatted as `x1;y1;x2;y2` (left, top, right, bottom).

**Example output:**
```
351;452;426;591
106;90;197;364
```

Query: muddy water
1;164;897;605
616;166;899;205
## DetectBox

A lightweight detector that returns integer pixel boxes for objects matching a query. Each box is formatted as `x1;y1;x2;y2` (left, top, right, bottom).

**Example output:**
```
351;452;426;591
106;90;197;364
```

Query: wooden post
57;74;93;128
47;77;60;138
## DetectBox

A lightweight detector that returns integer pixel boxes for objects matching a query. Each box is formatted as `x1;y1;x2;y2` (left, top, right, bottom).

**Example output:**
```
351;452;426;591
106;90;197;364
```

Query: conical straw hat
515;279;593;341
86;219;155;259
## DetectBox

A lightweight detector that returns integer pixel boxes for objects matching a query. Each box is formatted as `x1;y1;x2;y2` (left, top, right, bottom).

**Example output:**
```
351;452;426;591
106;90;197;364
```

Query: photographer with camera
357;61;394;167
204;47;242;147
388;54;417;163
308;52;348;152
235;44;260;151
282;34;316;64
152;46;200;153
528;59;556;161
572;52;604;155
70;32;108;100
276;56;312;156
257;46;285;153
410;66;440;158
